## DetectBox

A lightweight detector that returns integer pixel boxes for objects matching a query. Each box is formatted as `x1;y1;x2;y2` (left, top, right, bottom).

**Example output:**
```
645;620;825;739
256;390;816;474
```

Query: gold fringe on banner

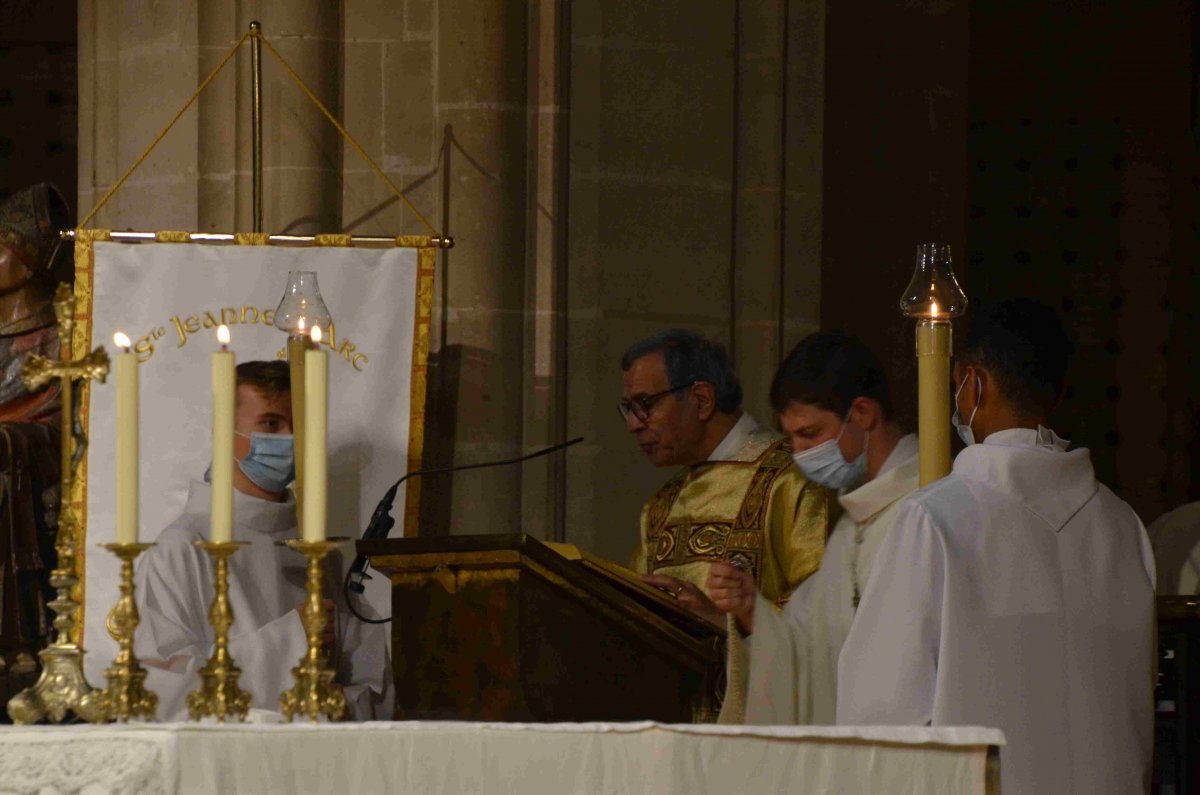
66;230;109;640
234;232;271;246
403;246;437;535
395;235;435;249
313;234;353;247
154;231;192;243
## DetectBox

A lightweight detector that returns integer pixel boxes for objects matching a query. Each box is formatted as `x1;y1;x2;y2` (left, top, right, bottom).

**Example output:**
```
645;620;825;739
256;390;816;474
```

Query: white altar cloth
0;721;1003;794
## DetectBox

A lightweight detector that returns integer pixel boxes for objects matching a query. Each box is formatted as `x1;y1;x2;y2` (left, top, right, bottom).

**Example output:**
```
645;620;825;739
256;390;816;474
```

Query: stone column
78;1;200;230
565;2;738;562
731;0;826;422
79;0;342;234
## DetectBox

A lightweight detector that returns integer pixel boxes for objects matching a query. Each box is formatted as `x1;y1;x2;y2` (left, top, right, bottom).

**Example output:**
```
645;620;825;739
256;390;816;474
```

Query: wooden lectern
357;534;726;723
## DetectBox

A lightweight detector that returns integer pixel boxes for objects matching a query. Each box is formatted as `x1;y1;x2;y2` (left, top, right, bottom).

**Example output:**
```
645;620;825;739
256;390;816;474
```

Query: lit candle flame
217;324;231;346
298;317;306;333
930;300;939;318
311;324;323;344
113;331;132;351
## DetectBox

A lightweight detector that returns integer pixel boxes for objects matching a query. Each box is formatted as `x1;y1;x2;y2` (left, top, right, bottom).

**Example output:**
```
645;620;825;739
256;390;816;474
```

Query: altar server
708;332;918;724
1148;499;1200;594
620;329;832;626
837;299;1155;794
135;360;392;720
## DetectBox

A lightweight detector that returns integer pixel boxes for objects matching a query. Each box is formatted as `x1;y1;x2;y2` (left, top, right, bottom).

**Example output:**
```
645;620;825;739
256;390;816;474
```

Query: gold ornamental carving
278;538;346;723
92;542;157;722
187;540;252;722
7;283;111;725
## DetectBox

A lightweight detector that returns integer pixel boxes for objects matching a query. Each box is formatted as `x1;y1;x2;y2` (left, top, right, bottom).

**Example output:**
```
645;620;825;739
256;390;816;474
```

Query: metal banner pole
250;21;264;233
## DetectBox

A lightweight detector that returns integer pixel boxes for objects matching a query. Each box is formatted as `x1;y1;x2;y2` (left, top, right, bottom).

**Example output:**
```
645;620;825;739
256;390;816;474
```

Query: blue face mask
791;413;868;491
952;374;981;447
236;432;296;493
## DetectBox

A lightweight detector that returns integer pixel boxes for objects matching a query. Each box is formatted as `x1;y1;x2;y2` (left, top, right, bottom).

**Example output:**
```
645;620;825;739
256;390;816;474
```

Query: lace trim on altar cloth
0;736;168;795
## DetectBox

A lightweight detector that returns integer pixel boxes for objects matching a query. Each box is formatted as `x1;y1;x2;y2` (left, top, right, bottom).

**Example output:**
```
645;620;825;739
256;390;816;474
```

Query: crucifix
7;283;111;724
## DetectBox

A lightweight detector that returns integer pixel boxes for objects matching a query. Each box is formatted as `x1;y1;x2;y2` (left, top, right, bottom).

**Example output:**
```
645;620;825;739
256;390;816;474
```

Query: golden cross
7;282;111;724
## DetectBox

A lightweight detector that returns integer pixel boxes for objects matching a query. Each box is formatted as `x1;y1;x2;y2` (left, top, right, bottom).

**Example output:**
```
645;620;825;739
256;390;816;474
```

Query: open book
545;542;726;636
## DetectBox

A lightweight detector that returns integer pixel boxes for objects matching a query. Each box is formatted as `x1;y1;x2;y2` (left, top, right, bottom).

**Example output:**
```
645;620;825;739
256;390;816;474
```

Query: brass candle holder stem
95;542;157;722
187;541;252;722
7;284;111;725
279;538;346;723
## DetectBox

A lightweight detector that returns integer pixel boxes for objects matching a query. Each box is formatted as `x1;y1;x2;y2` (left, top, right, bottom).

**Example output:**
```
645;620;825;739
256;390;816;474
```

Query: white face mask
791;410;869;490
952;373;981;446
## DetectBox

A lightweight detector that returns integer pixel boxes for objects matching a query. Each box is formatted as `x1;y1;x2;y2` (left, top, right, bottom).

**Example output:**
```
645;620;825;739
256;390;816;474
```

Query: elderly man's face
621;352;704;467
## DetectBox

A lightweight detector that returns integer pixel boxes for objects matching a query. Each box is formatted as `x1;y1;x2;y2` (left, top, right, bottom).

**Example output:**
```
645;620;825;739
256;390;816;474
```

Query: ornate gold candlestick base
187;541;252;722
94;542;157;722
279;538;346;723
6;566;108;724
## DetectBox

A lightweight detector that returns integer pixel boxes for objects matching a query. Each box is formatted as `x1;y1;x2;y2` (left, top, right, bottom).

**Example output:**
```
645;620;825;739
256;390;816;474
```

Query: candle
915;320;952;485
113;332;139;544
302;325;328;542
287;318;308;525
211;325;235;543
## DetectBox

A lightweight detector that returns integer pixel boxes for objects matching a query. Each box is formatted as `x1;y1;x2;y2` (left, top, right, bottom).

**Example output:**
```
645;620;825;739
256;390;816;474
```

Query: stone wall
565;1;826;562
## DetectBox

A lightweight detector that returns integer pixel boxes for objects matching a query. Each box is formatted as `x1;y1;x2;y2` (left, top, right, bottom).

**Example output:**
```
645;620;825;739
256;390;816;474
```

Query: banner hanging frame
68;229;436;644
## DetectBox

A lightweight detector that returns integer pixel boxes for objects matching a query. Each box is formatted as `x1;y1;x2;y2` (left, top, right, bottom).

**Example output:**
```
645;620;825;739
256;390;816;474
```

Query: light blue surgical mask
236;432;296;493
952;374;981;447
791;412;868;490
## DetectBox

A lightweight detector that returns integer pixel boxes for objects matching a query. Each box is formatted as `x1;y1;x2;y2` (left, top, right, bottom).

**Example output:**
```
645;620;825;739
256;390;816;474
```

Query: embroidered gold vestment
631;428;832;606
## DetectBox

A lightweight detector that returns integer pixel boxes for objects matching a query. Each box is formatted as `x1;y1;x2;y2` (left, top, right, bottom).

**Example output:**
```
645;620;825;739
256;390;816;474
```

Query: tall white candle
302;325;328;542
211;325;235;543
113;332;139;544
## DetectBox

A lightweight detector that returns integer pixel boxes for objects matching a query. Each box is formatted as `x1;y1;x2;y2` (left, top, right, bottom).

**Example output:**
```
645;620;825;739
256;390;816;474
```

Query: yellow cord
258;35;437;236
79;29;254;229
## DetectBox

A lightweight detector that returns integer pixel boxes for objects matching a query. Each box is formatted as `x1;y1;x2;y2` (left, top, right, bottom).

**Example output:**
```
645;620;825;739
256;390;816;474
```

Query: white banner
77;240;428;678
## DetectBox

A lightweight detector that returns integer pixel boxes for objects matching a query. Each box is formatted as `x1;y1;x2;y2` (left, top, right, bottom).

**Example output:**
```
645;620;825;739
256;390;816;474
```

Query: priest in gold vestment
620;330;832;626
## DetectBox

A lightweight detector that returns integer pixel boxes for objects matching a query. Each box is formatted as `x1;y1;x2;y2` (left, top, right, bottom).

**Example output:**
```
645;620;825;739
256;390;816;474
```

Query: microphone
346;436;584;596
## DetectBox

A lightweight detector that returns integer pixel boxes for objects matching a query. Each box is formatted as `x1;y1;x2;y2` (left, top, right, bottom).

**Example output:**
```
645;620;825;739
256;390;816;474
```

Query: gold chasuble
632;426;832;606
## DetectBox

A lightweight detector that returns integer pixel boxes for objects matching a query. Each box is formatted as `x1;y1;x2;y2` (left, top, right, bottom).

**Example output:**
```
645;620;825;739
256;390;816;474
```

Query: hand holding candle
113;332;139;545
211;325;235;543
302;325;328;542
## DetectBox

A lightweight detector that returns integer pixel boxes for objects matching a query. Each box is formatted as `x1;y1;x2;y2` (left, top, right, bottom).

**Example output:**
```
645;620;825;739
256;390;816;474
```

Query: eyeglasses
618;382;695;423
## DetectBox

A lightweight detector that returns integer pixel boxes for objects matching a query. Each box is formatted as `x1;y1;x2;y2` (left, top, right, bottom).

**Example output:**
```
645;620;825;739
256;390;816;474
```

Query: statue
0;183;72;714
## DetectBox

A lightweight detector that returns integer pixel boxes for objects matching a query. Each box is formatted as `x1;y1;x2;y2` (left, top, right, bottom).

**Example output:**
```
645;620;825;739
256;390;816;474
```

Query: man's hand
706;562;757;635
640;573;724;627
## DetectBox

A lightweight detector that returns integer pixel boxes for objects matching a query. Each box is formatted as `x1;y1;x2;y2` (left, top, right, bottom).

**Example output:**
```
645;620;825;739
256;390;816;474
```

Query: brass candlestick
7;283;111;725
187;541;252;722
93;542;157;722
279;538;346;723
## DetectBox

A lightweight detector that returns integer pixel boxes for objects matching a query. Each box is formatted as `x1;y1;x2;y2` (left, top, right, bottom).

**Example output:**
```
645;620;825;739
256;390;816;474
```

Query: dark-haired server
837;299;1156;795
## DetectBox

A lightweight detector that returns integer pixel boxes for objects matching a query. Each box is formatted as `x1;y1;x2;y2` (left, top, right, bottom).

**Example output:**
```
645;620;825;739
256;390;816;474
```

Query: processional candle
899;243;967;485
113;332;139;544
302;325;328;542
211;324;235;543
